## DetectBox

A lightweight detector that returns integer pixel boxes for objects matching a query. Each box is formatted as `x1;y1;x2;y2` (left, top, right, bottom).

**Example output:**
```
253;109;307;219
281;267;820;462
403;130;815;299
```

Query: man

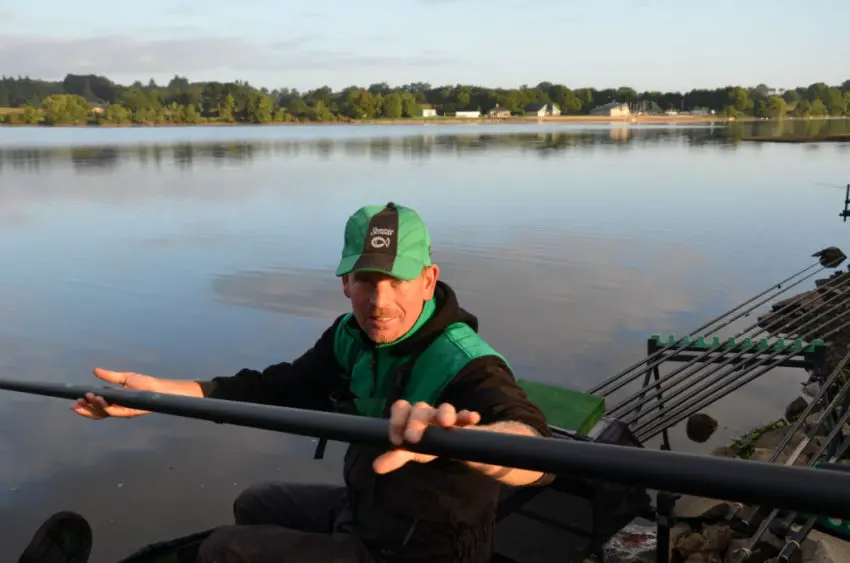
71;202;553;563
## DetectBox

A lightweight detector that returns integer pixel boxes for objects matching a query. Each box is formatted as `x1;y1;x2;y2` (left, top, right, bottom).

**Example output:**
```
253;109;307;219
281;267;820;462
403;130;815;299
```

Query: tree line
1;73;849;126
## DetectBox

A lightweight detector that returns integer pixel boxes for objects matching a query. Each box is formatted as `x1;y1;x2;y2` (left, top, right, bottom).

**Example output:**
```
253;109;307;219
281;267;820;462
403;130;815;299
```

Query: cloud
0;33;452;79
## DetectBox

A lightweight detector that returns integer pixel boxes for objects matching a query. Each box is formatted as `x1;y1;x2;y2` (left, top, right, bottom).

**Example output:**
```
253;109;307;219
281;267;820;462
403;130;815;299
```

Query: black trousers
196;483;376;563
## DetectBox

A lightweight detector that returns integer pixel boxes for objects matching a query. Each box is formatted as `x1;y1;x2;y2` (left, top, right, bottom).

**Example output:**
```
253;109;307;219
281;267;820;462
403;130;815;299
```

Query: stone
723;538;750;563
687;413;719;443
670;522;692;548
700;524;732;553
752;425;799;451
676;530;706;557
786;397;809;422
805;530;850;563
675;496;735;519
683;553;722;563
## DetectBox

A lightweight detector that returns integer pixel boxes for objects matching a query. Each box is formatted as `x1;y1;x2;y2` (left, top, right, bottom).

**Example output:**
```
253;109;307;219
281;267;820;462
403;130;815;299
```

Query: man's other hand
372;400;481;474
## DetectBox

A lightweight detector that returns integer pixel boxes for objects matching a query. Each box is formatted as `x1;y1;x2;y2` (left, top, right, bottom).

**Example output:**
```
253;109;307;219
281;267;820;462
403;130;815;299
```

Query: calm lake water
0;120;848;561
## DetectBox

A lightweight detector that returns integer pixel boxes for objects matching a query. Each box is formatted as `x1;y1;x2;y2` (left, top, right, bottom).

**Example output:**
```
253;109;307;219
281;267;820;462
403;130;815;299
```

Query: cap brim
335;253;423;281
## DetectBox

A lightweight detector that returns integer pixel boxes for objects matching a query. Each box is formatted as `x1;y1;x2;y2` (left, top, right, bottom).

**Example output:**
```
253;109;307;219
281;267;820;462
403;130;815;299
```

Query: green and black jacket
200;281;552;563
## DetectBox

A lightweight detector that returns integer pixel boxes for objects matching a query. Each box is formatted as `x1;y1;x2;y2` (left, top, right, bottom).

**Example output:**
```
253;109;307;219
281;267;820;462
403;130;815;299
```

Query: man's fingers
71;394;148;418
403;402;438;443
373;450;437;474
455;409;481;426
434;403;457;427
388;400;412;445
373;449;413;474
92;368;128;385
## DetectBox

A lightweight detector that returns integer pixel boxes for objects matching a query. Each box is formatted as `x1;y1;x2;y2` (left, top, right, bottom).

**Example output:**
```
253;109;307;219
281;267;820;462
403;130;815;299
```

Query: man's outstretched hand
372;400;481;474
70;368;158;419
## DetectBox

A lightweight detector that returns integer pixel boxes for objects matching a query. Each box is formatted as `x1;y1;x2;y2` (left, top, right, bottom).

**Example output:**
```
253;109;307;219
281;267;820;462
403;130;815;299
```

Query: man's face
342;265;439;344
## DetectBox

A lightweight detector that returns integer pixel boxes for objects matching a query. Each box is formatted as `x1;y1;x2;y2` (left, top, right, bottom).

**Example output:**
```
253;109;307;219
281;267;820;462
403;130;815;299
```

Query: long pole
635;318;850;441
621;282;850;426
608;272;850;418
5;379;850;520
587;257;830;396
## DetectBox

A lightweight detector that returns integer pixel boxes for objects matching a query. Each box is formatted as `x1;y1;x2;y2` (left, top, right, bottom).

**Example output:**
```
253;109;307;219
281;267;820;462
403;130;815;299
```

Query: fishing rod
773;464;850;563
733;417;850;562
620;278;850;427
620;284;850;430
635;317;850;441
632;308;850;440
626;282;850;431
6;378;850;520
607;270;850;419
588;257;827;397
587;247;844;397
733;349;850;526
722;347;850;523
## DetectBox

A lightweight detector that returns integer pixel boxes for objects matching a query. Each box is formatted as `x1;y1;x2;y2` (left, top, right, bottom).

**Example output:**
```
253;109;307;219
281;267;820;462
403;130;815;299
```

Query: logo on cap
370;226;394;249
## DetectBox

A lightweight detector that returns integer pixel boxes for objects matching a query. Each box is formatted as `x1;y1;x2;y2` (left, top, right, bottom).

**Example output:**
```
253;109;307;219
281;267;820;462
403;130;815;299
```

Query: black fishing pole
633;299;850;441
635;317;850;441
618;279;850;426
627;286;850;431
773;464;850;563
607;271;850;419
587;248;844;397
755;348;850;467
733;420;850;562
588;260;825;397
6;378;850;520
722;348;850;523
733;350;850;527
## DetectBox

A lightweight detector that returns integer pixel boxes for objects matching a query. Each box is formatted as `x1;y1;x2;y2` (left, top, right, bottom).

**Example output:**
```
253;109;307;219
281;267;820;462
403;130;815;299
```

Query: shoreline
741;133;850;143
0;114;736;128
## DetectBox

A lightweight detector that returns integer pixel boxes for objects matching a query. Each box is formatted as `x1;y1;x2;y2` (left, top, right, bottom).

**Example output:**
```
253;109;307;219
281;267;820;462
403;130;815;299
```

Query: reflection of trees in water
0;122;846;175
70;147;120;171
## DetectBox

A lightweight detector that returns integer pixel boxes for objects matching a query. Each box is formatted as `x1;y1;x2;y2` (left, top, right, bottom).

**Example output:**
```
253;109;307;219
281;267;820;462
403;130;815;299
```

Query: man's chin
367;328;401;345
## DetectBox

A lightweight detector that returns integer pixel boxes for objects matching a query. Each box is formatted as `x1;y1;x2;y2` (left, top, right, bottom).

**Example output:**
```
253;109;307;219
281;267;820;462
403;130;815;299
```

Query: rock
804;530;850;563
711;446;737;459
723;538;750;563
786;397;809;422
700;524;732;553
676;496;734;519
670;522;692;548
752;425;799;451
687;413;719;443
676;530;706;557
749;448;775;462
683;553;721;563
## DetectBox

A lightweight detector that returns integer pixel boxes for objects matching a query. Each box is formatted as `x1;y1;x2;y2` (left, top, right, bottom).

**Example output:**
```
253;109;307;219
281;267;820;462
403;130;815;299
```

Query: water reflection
3;120;847;174
0;125;750;173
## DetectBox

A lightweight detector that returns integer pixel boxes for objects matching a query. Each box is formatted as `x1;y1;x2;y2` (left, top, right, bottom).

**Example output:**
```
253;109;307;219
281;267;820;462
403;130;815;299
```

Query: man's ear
423;264;440;300
341;275;351;299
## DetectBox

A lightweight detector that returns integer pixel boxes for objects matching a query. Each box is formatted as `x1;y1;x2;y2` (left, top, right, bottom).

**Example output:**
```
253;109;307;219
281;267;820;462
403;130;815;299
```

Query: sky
0;0;848;93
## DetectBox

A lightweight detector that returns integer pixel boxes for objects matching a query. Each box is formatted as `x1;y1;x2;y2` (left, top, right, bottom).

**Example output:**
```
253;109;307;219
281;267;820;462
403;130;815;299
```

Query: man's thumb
92;368;127;385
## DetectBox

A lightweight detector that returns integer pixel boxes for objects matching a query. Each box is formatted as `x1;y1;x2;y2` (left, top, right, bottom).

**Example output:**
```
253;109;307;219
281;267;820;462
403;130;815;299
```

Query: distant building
455;110;481;118
590;102;631;116
419;104;437;117
525;103;561;117
487;104;512;118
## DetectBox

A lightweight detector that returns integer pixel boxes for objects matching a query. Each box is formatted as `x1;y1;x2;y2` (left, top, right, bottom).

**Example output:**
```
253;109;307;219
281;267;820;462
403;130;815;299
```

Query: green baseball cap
335;202;431;280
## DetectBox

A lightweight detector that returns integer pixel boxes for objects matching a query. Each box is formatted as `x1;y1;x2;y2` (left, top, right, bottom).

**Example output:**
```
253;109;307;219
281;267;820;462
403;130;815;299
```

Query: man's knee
196;526;245;563
233;482;285;526
233;482;345;530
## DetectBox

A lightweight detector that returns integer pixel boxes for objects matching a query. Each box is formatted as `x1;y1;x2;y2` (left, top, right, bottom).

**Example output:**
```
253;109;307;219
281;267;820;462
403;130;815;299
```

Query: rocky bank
596;260;850;563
